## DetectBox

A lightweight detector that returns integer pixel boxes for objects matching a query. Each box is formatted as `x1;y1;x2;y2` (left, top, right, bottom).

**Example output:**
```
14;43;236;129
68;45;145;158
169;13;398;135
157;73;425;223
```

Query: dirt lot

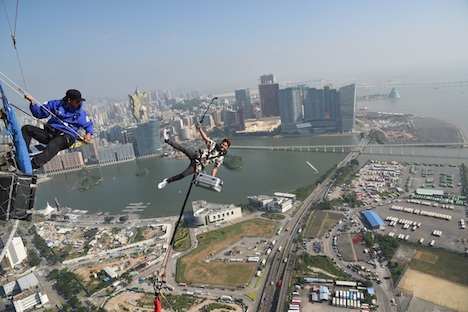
74;256;142;283
104;291;243;312
306;210;345;238
336;233;368;262
104;291;151;312
71;226;165;287
398;268;468;312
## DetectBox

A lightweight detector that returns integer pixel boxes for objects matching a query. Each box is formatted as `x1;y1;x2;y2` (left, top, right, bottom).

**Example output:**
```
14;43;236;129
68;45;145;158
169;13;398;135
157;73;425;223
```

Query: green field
177;218;276;287
406;242;468;286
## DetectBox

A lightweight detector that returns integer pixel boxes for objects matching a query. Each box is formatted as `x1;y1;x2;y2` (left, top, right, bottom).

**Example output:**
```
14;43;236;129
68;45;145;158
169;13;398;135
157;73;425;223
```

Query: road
322;211;396;312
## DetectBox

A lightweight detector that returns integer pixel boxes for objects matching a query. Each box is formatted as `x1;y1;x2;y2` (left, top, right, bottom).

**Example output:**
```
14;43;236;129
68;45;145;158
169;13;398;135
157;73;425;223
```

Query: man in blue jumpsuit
22;89;94;169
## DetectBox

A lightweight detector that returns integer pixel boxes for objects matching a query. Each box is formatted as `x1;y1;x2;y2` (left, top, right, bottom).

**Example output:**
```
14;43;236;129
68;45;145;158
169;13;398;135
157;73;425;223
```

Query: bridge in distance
356;80;468;88
231;142;468;159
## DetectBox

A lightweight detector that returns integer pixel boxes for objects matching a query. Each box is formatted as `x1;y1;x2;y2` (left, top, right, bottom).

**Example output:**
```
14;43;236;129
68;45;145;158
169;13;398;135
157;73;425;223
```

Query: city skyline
1;1;467;106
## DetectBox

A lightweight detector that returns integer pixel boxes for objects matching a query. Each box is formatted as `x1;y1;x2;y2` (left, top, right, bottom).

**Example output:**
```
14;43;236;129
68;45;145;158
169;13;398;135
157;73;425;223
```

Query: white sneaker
163;129;170;141
158;178;169;189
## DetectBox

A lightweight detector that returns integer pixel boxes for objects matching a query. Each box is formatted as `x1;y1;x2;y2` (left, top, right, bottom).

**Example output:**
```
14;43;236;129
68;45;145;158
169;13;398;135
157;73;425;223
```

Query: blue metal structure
0;81;32;174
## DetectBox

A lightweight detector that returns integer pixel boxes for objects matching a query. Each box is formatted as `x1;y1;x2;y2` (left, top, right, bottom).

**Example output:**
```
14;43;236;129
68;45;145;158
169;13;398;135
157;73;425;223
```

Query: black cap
65;89;86;101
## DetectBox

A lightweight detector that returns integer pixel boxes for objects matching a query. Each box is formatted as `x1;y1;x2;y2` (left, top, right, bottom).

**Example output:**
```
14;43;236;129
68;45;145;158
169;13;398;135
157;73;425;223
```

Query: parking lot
360;162;467;252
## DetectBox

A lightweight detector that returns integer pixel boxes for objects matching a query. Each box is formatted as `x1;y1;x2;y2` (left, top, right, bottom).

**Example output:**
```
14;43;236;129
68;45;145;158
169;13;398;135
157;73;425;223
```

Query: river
35;83;468;218
35;135;355;218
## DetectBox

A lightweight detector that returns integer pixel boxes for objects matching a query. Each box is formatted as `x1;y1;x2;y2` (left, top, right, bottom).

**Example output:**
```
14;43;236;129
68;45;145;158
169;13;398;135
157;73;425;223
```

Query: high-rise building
259;80;280;117
213;108;222;126
283;84;356;134
224;108;239;127
238;108;246;131
129;88;150;123
43;151;85;174
260;74;276;84
324;85;340;120
134;120;162;157
235;88;252;108
71;142;98;165
97;143;135;164
108;125;124;143
170;118;184;134
235;88;254;119
303;87;325;120
180;127;194;140
338;84;356;132
279;87;303;126
150;91;159;103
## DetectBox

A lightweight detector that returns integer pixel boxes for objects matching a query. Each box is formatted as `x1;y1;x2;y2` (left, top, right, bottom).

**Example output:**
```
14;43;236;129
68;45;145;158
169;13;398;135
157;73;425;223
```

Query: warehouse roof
17;273;39;291
362;210;385;228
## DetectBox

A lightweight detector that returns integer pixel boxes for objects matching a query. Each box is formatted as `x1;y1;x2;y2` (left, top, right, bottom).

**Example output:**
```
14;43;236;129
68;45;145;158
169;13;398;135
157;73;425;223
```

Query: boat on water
306;161;319;173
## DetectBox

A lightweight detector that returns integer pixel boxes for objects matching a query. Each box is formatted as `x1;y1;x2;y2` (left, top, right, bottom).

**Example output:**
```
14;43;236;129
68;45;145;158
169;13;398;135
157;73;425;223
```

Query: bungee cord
2;2;85;142
152;174;197;311
2;0;28;91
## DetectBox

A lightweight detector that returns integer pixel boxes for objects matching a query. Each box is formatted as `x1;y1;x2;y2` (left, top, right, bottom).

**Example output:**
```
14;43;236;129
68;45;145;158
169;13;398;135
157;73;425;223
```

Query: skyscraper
260;74;276;84
235;88;253;119
324;86;340;120
279;87;303;126
134;120;162;156
338;84;356;132
235;88;252;108
284;84;356;134
129;88;150;123
259;74;280;117
303;87;325;120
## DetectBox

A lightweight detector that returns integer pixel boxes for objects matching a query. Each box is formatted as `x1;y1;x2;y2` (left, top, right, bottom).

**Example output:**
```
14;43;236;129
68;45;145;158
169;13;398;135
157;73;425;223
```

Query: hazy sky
1;0;467;102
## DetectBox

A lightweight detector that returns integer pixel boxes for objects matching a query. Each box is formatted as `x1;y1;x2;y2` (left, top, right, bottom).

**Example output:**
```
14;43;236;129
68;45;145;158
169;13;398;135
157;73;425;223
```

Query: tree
28;250;42;266
362;280;373;288
119;215;129;223
104;216;114;224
